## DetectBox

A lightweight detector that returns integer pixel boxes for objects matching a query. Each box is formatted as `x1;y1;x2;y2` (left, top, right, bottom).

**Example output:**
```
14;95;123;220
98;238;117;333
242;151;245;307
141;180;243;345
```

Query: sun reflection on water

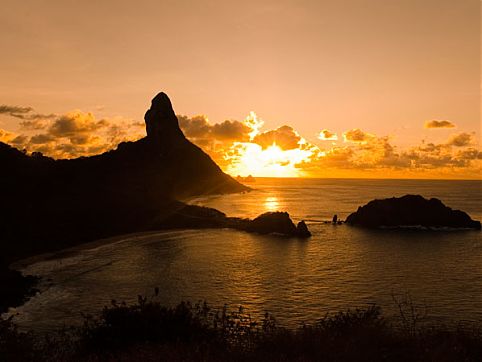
264;196;279;211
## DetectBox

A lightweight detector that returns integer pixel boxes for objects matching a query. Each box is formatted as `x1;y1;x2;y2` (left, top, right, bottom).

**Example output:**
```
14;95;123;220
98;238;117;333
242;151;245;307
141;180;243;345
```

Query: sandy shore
10;230;170;270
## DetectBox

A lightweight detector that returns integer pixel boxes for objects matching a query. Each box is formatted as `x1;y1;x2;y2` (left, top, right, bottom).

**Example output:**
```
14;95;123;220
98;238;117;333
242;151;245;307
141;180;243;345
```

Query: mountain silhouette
0;92;247;260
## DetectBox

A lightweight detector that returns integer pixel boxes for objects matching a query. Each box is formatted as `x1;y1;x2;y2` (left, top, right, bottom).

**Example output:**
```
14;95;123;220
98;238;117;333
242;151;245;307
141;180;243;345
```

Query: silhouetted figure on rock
332;214;338;224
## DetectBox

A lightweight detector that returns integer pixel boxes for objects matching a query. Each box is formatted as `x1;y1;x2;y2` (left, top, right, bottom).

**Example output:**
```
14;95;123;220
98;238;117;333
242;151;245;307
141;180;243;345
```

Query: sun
223;112;318;178
226;141;315;178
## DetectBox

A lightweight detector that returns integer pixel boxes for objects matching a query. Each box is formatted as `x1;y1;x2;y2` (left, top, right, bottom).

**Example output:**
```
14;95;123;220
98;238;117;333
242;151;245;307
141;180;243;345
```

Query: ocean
6;178;482;332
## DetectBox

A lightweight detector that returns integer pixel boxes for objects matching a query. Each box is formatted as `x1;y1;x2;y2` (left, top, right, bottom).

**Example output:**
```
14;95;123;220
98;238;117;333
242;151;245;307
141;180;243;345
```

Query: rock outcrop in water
160;207;311;238
246;212;311;237
0;92;248;260
346;194;481;230
295;220;312;237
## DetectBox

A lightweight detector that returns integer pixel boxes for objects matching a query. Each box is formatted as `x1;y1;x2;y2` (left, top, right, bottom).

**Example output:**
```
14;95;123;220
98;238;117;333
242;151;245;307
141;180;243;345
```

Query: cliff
0;92;248;260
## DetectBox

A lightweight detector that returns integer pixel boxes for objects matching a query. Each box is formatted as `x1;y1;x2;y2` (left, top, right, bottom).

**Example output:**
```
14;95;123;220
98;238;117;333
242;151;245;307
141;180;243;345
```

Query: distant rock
296;220;312;237
346;194;481;230
236;175;256;183
244;212;311;237
247;212;298;235
158;208;311;238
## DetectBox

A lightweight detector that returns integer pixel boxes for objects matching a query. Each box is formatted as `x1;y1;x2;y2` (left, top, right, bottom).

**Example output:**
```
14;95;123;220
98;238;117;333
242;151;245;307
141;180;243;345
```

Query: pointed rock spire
144;92;185;153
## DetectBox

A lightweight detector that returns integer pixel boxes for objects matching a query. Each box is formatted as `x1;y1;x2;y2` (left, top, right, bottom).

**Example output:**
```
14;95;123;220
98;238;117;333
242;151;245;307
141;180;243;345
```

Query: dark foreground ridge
2;296;482;361
346;194;481;230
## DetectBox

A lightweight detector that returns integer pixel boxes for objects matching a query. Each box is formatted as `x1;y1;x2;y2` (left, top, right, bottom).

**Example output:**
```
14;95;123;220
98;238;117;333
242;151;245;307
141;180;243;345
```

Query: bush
1;295;482;361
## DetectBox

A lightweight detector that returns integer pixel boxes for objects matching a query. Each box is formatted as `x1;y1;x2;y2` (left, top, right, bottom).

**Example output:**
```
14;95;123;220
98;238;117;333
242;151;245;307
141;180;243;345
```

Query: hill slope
0;92;247;260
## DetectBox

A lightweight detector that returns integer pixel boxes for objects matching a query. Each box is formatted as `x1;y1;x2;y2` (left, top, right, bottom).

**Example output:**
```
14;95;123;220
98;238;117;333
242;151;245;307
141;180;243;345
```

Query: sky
0;0;480;179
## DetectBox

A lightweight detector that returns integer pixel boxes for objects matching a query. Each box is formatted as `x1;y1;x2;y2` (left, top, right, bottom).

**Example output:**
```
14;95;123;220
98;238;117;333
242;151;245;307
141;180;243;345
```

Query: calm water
7;178;482;332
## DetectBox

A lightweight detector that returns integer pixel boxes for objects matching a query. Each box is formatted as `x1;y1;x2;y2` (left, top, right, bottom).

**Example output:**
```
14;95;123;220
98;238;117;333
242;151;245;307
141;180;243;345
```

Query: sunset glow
226;142;313;177
264;196;280;211
0;1;479;179
224;112;318;177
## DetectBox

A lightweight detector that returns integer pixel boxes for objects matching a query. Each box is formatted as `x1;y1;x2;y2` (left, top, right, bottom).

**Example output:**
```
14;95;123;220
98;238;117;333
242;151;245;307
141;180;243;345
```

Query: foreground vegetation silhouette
2;294;481;361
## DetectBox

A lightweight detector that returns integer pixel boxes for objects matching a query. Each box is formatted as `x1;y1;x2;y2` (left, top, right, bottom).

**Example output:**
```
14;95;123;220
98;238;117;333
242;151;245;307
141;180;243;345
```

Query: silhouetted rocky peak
145;92;185;151
0;91;248;260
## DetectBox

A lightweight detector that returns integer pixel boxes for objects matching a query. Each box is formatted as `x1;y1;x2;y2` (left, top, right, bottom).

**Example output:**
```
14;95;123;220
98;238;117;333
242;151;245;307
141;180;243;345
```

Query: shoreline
10;230;177;271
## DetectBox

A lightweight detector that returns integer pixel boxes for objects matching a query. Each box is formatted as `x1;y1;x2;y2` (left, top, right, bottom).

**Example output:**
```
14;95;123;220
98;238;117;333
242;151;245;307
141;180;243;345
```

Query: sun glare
226;142;314;177
264;196;280;211
225;112;317;178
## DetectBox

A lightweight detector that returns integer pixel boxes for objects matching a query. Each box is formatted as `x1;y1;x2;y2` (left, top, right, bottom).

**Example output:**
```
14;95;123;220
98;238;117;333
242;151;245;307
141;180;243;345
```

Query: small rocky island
346;194;481;230
159;206;311;238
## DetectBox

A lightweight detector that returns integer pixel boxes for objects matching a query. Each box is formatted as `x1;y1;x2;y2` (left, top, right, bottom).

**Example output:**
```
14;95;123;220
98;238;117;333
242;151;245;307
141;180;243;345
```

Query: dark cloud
176;114;253;168
178;115;211;138
446;132;473;147
343;128;374;142
212;120;251;141
49;112;109;138
253;125;301;150
0;104;56;120
10;135;29;145
29;134;55;144
456;148;482;161
20;119;50;130
0;105;33;115
178;115;251;142
425;120;456;129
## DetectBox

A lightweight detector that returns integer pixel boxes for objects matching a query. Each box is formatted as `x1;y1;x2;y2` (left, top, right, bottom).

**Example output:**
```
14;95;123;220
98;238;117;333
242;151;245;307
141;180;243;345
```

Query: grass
1;293;482;361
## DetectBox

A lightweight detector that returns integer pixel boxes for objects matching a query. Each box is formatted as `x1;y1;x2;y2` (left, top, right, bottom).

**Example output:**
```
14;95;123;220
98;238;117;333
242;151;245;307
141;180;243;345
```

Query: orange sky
0;0;480;179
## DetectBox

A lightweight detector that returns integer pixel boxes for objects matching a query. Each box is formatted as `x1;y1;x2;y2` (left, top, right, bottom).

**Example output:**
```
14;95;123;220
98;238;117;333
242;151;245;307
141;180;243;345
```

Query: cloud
343;128;375;143
0;105;33;115
318;129;338;141
30;134;56;144
1;108;145;158
212;120;251;141
0;104;56;120
10;135;29;145
176;114;254;167
1;105;480;178
178;115;211;138
305;127;481;176
19;119;51;130
0;128;15;143
48;111;109;139
447;132;473;147
425;120;456;129
455;148;482;161
178;115;251;142
253;125;301;150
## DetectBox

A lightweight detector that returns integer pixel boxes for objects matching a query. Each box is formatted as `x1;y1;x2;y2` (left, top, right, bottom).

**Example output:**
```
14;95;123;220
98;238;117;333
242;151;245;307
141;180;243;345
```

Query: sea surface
6;178;482;332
